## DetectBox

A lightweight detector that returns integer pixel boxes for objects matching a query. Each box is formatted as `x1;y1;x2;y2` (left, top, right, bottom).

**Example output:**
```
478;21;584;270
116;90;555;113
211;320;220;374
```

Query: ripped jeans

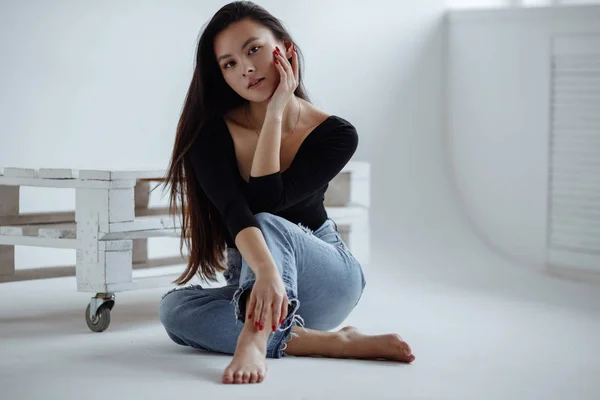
158;212;367;359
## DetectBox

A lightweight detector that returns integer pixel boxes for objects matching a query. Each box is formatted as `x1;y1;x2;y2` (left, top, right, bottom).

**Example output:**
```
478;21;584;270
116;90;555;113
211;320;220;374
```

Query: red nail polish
272;325;276;331
248;314;252;319
276;46;280;53
274;59;279;65
260;324;264;331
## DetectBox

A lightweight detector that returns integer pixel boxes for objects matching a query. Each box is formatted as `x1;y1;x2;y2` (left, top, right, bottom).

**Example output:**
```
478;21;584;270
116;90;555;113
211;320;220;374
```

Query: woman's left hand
266;45;299;116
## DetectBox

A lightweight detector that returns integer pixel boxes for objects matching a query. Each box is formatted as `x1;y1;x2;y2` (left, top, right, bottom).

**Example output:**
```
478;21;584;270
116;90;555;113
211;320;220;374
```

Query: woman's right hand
266;45;299;117
247;268;289;332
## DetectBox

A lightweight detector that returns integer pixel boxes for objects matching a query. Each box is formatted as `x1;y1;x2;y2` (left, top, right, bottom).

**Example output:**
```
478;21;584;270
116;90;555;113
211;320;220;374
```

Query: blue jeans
159;212;367;359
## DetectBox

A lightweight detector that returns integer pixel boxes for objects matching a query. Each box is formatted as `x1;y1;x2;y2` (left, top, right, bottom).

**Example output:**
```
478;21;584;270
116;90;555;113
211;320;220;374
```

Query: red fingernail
248;314;252;319
272;325;276;331
275;46;280;53
274;59;279;64
260;324;264;331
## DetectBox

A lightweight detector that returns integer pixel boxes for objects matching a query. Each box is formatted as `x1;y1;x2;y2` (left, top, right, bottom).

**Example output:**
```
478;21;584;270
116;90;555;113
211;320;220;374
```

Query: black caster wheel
85;303;112;332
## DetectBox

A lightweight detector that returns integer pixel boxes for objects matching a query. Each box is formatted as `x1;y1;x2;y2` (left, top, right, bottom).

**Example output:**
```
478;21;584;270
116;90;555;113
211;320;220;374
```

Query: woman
159;1;415;385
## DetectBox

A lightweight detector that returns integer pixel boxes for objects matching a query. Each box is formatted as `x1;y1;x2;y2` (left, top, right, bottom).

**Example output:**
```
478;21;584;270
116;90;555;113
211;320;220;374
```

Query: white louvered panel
548;35;600;273
552;211;600;222
551;197;600;211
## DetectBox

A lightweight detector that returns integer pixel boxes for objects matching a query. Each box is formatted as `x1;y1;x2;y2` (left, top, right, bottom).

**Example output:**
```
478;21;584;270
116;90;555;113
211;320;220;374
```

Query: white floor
1;250;599;400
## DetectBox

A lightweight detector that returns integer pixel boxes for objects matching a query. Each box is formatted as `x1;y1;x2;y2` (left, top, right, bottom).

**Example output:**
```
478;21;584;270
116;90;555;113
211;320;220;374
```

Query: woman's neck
246;96;301;134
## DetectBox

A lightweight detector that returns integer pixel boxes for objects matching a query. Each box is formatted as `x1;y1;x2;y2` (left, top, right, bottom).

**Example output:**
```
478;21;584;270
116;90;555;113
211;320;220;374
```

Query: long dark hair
160;1;312;285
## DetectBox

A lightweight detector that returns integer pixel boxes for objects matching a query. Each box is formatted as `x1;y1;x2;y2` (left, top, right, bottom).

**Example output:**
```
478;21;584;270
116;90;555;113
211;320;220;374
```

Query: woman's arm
234;226;277;276
191;120;288;329
249;45;297;180
248;120;359;213
249;109;283;179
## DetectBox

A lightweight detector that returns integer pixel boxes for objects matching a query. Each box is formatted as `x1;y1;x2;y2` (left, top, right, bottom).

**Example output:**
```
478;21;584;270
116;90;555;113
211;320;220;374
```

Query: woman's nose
241;61;254;75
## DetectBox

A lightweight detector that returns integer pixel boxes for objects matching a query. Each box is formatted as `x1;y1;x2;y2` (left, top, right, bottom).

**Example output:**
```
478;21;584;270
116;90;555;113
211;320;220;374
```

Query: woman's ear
283;40;294;58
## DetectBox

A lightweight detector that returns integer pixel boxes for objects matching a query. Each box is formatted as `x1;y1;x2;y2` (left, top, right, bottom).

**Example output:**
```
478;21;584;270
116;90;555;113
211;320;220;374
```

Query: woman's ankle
284;328;344;357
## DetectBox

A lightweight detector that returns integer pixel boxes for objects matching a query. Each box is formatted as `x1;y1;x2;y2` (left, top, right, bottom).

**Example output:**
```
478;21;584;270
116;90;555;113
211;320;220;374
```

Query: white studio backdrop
0;0;455;276
2;0;597;292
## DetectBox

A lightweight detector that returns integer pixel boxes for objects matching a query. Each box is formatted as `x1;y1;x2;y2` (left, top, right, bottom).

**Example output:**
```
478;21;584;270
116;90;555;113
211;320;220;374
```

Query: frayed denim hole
231;281;255;324
297;222;314;235
277;298;307;357
160;284;203;301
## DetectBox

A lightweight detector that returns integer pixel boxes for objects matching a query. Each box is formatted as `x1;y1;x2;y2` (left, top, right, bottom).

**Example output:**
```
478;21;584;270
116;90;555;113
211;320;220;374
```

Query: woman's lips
249;78;264;89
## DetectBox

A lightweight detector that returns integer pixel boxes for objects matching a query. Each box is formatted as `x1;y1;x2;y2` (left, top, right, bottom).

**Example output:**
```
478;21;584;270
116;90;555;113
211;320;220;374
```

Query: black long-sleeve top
188;114;358;249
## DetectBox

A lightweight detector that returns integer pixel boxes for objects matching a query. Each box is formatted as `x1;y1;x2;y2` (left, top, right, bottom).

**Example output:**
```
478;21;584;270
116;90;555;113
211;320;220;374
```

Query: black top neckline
218;115;339;182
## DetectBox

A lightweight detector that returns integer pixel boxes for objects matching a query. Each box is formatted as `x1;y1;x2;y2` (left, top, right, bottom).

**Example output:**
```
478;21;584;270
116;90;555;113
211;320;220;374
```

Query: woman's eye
224;46;261;69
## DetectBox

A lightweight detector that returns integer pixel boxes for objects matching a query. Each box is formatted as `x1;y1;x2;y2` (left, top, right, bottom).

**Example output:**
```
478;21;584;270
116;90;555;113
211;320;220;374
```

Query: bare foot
222;325;269;384
337;326;415;363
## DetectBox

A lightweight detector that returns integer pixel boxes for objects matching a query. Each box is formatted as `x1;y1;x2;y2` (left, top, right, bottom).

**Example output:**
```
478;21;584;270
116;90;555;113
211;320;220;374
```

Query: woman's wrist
252;261;279;279
265;105;284;122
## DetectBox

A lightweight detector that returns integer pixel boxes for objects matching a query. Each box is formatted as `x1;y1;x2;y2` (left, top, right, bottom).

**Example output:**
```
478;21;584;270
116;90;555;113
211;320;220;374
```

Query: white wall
446;5;600;271
0;0;451;272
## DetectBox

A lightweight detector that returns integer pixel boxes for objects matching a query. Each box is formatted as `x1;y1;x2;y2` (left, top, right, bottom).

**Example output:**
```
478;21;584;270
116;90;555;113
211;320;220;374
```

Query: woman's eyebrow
217;36;260;62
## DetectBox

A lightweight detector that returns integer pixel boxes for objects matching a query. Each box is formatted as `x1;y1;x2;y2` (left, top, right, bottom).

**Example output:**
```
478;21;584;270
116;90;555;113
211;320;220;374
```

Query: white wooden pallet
0;163;370;331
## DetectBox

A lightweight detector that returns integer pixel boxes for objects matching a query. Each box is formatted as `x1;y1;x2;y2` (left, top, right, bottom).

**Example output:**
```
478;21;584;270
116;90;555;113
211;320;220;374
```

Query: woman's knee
255;212;296;233
253;212;296;246
159;288;186;331
159;286;207;331
254;212;282;228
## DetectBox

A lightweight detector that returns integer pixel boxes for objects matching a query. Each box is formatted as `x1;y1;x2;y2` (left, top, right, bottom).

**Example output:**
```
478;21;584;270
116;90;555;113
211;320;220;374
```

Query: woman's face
214;19;288;102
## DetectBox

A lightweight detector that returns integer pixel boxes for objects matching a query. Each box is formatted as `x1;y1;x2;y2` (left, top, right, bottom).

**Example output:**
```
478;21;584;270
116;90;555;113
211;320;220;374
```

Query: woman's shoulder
223;106;251;129
300;100;330;125
197;115;229;139
188;117;229;157
301;101;353;130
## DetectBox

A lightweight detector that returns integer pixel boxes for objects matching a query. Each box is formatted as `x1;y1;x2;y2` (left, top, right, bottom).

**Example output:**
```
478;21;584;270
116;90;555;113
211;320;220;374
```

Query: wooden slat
0;176;136;189
3;168;38;179
0;235;77;249
78;169;166;181
0;256;187;283
100;228;181;240
0;207;171;226
0;223;75;239
98;240;133;251
38;169;78;179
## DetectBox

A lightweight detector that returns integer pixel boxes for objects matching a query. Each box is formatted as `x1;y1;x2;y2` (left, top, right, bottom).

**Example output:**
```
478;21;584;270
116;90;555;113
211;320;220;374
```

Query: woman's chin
246;90;274;103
